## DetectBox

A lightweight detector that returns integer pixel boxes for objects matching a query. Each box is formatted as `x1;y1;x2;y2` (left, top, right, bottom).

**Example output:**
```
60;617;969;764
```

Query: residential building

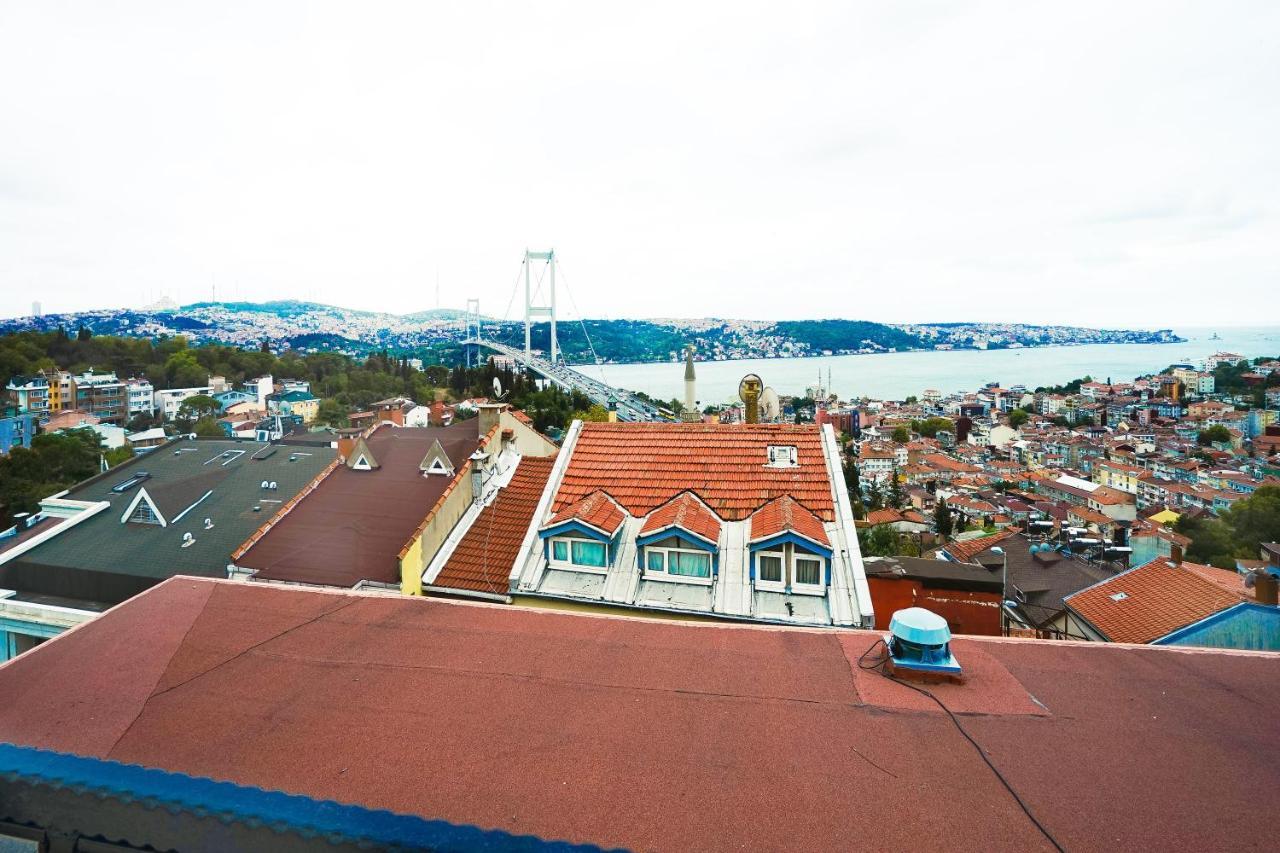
125;378;154;418
70;370;126;424
42;368;73;412
0;436;337;657
0;576;1277;850
504;421;872;628
0;406;36;455
4;375;49;417
153;385;214;421
230;405;556;594
1063;558;1277;649
862;554;1002;634
267;389;319;423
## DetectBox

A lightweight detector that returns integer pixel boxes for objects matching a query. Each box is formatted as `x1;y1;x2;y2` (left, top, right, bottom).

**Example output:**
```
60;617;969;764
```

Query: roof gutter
422;584;511;604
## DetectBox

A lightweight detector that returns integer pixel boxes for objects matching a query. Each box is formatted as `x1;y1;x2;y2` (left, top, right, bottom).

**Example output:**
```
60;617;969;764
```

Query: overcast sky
2;2;1277;326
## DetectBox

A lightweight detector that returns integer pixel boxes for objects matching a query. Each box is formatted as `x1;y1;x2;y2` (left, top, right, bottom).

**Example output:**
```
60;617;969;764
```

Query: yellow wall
399;463;475;595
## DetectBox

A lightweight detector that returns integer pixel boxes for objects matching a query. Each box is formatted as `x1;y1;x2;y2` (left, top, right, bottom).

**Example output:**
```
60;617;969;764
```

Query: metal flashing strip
0;743;617;852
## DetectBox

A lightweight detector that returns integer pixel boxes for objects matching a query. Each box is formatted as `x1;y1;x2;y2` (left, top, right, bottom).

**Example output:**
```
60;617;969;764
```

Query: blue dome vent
886;607;963;679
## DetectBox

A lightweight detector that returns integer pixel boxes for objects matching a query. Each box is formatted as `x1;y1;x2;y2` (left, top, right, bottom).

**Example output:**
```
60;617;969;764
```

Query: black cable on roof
859;638;1066;853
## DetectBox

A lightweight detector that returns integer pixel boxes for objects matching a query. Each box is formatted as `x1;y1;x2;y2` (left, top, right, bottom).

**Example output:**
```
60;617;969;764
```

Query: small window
759;554;783;583
795;557;822;586
571;539;607;568
552;540;568;562
647;550;665;572
129;500;159;525
669;551;710;578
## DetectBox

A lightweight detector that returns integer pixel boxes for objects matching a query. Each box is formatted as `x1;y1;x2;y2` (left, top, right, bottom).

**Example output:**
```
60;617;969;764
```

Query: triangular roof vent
348;437;379;471
419;439;454;476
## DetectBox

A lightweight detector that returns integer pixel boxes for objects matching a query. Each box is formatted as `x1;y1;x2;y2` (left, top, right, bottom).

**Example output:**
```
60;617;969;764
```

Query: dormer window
766;445;798;468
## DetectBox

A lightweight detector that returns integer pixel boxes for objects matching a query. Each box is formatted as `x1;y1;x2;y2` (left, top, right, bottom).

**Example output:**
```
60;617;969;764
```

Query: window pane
572;540;607;567
759;554;782;583
552;540;568;562
671;551;710;578
647;550;665;572
796;558;822;586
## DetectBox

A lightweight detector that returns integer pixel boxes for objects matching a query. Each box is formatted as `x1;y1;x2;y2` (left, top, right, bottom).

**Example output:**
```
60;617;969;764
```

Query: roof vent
885;607;962;681
765;445;798;468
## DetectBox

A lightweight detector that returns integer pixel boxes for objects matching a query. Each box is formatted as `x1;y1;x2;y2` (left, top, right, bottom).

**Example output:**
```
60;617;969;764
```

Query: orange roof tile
943;529;1016;563
639;492;722;544
864;508;904;526
544;489;627;536
749;496;830;548
1065;559;1242;644
434;456;556;595
555;422;834;521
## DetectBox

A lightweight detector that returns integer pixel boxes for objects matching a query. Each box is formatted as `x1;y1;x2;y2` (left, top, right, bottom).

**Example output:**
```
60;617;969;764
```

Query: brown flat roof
234;422;480;587
1;577;1277;851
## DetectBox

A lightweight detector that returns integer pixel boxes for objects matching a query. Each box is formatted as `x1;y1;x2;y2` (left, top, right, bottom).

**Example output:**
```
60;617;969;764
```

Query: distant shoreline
565;336;1188;371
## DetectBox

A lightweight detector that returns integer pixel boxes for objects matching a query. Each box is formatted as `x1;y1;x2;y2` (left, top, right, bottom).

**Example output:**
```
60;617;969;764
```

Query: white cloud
1;1;1276;325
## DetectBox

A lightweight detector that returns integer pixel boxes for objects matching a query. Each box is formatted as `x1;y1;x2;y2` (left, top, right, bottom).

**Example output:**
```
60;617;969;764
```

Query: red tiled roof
749;495;830;547
543;489;627;536
639;492;722;544
1065;559;1242;644
864;508;904;526
433;456;555;595
943;529;1016;563
4;577;1279;851
555;422;834;521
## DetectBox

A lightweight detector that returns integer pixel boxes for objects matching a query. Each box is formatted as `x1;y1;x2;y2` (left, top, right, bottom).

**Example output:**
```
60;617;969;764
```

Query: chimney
477;402;505;439
1253;571;1278;606
1169;542;1184;565
469;449;488;504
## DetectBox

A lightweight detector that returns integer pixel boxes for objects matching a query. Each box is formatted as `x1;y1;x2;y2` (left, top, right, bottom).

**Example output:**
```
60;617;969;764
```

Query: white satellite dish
493;376;505;400
761;387;780;421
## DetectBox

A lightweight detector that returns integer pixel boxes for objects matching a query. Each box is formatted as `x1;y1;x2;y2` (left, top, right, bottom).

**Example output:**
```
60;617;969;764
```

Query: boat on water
1210;332;1221;340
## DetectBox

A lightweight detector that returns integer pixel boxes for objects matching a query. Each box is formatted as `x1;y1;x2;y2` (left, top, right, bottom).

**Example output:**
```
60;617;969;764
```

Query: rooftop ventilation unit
885;607;962;681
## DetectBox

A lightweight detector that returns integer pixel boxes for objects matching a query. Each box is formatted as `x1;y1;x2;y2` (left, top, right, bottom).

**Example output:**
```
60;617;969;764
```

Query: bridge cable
552;257;607;386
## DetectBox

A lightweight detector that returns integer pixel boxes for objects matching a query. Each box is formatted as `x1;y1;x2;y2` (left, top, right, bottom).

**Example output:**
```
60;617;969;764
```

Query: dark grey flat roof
1;438;336;604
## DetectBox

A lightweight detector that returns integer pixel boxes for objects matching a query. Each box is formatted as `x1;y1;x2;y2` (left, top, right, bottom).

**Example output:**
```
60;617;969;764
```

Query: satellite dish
492;376;505;400
761;387;780;421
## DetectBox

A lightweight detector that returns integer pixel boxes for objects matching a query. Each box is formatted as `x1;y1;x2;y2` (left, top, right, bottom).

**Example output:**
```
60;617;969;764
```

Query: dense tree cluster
0;429;102;527
1176;486;1280;570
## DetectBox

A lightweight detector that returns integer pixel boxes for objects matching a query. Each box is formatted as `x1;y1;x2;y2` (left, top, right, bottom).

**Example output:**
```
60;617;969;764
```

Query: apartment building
70;370;126;424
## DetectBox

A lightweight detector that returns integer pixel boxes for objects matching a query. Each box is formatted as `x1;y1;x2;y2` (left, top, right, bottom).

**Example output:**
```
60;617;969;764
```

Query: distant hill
0;299;1181;365
400;308;478;323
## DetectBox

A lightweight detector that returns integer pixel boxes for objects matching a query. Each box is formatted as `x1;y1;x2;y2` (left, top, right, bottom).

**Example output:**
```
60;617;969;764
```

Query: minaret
682;346;699;422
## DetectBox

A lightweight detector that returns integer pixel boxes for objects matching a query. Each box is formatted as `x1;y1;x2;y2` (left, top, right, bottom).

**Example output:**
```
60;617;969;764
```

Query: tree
1174;486;1280;569
571;404;611;423
903;396;918;405
934;497;953;538
865;480;884;512
910;416;954;439
892;425;910;443
176;394;221;422
858;524;920;558
104;445;135;469
1008;408;1029;429
76;325;92;342
192;416;226;438
1198;424;1231;446
316;399;350;428
887;466;904;509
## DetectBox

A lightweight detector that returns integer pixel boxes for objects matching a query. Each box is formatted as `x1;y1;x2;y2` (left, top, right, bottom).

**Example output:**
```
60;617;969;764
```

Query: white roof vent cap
886;607;962;679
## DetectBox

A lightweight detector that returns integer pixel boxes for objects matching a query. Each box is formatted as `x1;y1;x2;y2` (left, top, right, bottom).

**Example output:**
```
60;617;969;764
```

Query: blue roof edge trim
635;527;718;551
538;519;614;542
747;531;833;559
1153;602;1280;647
0;743;620;852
